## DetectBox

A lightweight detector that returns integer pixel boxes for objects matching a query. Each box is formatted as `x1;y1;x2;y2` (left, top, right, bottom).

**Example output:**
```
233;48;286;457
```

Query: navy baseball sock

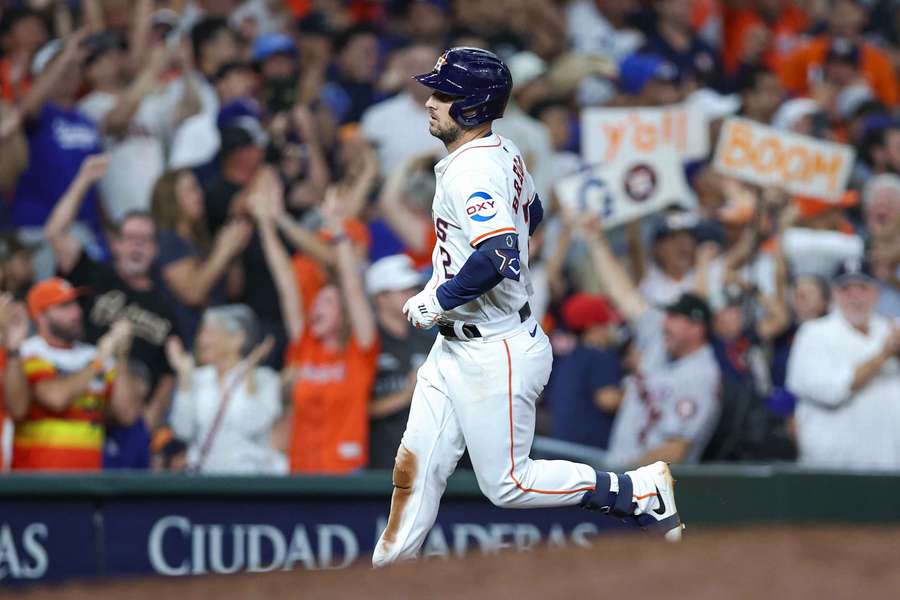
579;471;635;516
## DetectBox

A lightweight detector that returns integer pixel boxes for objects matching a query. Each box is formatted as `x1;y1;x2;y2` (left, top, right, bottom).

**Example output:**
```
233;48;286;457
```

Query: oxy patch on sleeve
465;191;498;222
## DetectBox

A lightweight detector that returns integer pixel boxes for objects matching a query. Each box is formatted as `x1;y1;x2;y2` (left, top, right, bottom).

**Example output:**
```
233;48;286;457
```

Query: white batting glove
403;289;444;329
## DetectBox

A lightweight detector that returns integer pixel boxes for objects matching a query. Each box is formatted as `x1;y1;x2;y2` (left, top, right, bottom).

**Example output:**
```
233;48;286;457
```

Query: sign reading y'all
713;117;855;200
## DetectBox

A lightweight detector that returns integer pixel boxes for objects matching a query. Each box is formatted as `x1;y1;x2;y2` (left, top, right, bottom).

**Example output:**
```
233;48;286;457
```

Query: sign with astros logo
465;191;497;222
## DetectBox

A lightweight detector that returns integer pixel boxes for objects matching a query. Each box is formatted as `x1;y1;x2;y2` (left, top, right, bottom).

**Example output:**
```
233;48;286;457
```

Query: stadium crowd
0;0;898;475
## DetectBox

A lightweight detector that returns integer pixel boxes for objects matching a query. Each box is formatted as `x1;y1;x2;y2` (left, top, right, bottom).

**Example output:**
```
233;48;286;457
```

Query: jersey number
435;218;453;278
439;246;453;278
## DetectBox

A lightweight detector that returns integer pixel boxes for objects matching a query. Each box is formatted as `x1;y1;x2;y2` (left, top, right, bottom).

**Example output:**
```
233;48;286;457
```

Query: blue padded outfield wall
2;465;900;585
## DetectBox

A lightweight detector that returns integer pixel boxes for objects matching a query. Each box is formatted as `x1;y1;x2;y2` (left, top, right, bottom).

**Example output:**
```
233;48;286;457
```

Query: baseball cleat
632;461;685;542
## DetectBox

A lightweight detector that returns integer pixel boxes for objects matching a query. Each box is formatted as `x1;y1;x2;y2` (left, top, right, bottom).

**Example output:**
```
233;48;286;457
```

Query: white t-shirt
79;90;173;220
167;74;220;169
169;363;288;475
427;132;535;324
360;92;445;176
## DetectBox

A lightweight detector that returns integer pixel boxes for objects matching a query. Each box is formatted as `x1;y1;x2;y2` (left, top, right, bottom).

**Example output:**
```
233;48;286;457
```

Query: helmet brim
412;71;467;96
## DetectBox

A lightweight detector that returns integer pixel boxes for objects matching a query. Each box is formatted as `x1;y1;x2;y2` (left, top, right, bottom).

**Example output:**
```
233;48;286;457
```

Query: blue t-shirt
103;418;151;470
545;345;622;449
13;103;103;233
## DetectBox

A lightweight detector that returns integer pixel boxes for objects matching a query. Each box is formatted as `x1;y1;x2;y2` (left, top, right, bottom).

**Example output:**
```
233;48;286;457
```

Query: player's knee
392;445;416;491
485;479;524;508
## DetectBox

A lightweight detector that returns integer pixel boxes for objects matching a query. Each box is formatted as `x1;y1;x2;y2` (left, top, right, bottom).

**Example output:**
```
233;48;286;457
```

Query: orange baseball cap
26;277;84;318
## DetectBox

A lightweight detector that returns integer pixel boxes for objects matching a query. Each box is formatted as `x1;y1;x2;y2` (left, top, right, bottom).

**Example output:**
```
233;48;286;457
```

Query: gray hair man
786;258;900;470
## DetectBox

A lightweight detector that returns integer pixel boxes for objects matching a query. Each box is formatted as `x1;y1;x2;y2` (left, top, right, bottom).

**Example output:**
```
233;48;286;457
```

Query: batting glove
403;289;444;329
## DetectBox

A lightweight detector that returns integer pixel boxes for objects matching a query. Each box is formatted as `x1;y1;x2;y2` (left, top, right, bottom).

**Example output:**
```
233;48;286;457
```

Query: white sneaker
630;461;685;542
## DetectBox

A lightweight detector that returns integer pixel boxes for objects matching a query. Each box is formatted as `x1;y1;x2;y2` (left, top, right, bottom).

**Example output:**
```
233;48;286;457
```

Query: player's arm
435;232;521;310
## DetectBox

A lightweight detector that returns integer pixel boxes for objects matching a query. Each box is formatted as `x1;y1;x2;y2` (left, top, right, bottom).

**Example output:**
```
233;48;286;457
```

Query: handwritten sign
556;146;695;229
581;105;710;164
713;117;855;200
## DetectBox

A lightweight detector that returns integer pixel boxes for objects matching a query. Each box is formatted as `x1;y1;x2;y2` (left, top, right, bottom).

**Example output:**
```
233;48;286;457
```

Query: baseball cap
252;32;298;63
507;51;546;91
831;257;876;286
664;293;712;330
618;53;680;96
83;30;126;67
652;211;701;243
561;293;621;332
826;37;860;65
365;255;425;295
26;277;83;318
771;98;821;131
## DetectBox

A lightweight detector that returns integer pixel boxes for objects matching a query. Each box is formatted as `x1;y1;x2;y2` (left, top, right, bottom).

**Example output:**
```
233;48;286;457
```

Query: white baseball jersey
427;132;535;323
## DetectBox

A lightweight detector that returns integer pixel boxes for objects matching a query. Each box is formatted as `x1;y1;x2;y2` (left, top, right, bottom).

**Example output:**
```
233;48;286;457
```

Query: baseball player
372;48;684;568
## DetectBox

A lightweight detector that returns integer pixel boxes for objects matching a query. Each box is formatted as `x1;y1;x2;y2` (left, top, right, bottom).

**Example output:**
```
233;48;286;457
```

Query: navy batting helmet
413;47;513;128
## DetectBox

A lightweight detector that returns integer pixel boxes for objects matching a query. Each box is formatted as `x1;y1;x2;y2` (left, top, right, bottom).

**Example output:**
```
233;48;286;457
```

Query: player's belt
439;303;531;341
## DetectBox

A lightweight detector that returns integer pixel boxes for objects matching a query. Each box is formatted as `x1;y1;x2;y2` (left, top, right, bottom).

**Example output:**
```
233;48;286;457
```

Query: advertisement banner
581;105;710;164
713;117;855;200
0;497;633;584
0;501;98;584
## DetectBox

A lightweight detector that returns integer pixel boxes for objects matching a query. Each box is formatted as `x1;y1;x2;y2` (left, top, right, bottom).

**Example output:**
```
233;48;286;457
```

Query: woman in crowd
165;304;287;475
151;169;251;345
247;170;378;474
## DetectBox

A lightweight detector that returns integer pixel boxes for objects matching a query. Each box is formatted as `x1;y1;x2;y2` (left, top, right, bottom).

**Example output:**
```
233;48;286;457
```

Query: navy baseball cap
652;211;701;243
665;293;712;330
826;37;860;65
252;32;297;63
832;257;876;286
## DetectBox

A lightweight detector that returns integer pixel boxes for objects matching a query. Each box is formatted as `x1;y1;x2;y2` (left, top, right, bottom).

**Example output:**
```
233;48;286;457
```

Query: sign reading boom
713;117;855;200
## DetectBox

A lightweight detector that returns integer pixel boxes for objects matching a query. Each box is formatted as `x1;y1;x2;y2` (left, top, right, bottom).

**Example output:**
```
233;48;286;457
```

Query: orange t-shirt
286;332;379;474
779;36;899;108
291;217;372;313
0;58;32;102
722;6;808;75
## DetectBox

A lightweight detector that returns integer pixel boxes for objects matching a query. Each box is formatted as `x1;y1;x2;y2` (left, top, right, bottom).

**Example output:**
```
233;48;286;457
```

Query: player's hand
403;289;444;329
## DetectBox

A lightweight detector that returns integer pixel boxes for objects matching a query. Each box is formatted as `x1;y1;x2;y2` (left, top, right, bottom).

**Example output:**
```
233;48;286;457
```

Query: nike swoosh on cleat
529;325;538;337
653;486;666;515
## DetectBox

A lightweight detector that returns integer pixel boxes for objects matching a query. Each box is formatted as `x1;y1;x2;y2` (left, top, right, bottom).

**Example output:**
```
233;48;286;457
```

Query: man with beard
46;154;176;432
11;278;139;470
787;258;900;470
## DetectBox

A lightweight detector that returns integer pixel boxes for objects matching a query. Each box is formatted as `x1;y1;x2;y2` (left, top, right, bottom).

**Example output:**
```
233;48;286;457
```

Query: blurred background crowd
0;0;898;476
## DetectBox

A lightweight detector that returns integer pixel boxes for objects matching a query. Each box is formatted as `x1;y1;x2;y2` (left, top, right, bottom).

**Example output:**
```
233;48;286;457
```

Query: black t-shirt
196;162;294;368
368;325;435;469
65;252;175;388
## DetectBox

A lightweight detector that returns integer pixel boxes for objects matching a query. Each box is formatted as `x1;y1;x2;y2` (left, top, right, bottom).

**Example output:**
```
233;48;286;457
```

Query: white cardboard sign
713;117;855;200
